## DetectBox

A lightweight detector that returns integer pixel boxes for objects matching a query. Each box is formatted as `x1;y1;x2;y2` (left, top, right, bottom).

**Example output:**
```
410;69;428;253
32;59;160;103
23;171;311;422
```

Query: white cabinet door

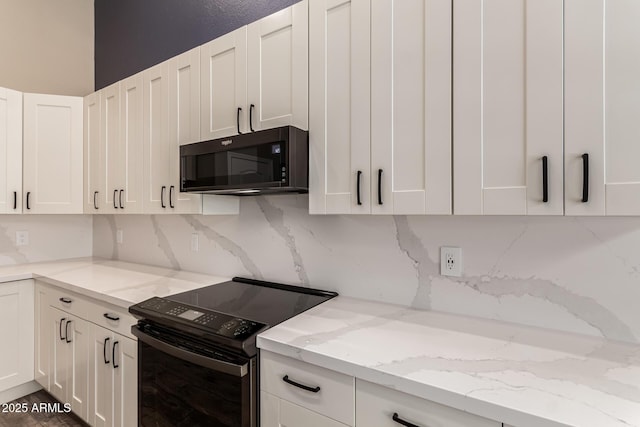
84;91;103;213
201;27;248;139
371;0;451;215
0;87;22;214
89;324;114;427
143;62;171;214
113;335;137;427
453;0;563;215
247;0;308;131
50;306;70;404
309;0;371;214
34;283;50;390
0;280;33;392
23;93;83;214
102;82;121;214
168;47;202;214
355;379;500;427
565;0;640;215
119;73;145;213
68;315;89;422
261;391;349;427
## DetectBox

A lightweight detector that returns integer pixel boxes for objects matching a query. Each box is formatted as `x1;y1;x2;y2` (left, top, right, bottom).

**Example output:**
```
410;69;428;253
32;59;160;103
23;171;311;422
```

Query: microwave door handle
132;326;248;377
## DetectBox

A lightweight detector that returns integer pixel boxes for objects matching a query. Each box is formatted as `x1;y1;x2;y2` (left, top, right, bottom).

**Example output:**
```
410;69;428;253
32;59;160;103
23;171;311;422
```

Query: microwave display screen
184;142;287;189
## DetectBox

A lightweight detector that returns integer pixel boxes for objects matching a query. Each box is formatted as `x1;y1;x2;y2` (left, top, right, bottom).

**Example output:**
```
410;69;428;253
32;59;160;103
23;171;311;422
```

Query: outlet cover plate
440;246;462;277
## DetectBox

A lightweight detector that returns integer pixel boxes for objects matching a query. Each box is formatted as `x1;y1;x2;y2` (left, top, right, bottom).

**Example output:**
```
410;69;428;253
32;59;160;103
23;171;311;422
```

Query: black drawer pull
377;168;383;205
59;297;72;304
161;186;166;208
237;107;243;134
59;318;66;341
119;189;124;209
541;156;548;203
94;191;99;210
249;103;255;132
356;171;362;206
582;153;589;203
13;191;17;210
282;375;320;393
113;189;118;209
169;185;175;208
65;320;72;343
392;413;420;427
26;192;30;210
103;313;120;321
103;337;110;364
112;341;119;369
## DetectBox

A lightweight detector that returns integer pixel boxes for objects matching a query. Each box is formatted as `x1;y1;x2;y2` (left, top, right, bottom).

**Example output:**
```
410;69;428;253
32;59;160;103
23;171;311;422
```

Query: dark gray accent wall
95;0;300;90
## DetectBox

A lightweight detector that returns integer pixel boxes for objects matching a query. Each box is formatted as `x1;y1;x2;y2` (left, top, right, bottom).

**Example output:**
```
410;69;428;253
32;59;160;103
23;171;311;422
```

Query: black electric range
129;277;337;427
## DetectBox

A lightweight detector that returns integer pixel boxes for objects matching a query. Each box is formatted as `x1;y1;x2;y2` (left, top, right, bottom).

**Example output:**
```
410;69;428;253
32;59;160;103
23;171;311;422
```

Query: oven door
132;324;256;427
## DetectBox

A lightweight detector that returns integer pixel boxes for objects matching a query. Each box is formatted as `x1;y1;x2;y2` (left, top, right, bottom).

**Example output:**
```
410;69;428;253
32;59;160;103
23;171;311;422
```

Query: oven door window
139;340;252;427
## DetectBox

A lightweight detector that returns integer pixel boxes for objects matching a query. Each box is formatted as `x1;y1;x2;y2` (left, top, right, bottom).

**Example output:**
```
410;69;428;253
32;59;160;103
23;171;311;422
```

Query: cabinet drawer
260;351;354;426
86;300;137;340
356;379;500;427
46;285;90;319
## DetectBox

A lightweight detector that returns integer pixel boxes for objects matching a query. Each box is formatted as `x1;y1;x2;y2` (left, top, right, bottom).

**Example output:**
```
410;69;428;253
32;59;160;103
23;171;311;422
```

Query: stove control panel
134;297;266;340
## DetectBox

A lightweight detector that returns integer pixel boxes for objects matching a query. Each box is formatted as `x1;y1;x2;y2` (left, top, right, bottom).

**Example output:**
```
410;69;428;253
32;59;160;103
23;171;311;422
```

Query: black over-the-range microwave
179;125;308;195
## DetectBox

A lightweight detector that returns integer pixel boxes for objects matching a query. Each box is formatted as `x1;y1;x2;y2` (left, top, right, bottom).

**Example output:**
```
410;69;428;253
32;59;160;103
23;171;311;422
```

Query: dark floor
0;390;88;427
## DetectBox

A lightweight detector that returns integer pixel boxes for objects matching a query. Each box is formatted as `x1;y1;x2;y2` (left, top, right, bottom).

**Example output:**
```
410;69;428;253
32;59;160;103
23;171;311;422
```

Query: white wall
93;195;640;345
0;0;94;96
0;215;92;264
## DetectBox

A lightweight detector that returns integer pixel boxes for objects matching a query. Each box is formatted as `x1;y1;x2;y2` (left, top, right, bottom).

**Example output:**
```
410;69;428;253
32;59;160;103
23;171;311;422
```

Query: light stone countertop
0;257;229;309
257;296;640;427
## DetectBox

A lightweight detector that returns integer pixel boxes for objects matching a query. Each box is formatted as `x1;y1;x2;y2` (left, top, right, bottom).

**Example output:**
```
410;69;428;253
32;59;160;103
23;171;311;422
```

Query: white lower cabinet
261;391;349;427
356;379;500;427
0;280;34;393
34;281;137;427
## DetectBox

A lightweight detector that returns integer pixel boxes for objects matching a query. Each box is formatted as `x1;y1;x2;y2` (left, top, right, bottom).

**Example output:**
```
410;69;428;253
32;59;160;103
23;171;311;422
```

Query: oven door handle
132;326;248;377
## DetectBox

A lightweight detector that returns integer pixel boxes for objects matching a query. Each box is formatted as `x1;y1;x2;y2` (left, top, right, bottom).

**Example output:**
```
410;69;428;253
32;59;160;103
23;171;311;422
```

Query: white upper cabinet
23;93;83;214
247;0;308;131
201;28;248;139
119;73;145;213
168;47;203;214
0;87;23;214
453;0;563;215
84;91;102;213
143;62;171;214
565;0;640;215
309;0;371;214
102;82;121;213
371;0;451;215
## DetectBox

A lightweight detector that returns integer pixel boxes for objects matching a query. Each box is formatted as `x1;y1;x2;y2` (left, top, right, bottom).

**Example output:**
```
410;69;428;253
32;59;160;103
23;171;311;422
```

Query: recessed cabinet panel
371;0;451;215
201;28;247;139
309;0;371;214
120;73;144;213
566;0;640;215
84;92;102;213
247;0;308;131
0;87;22;214
453;0;563;215
23;93;83;214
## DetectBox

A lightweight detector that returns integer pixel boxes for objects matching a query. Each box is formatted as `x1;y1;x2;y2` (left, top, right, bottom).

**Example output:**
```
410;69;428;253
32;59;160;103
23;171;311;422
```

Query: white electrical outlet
440;246;462;277
15;231;29;246
191;233;199;252
116;229;124;244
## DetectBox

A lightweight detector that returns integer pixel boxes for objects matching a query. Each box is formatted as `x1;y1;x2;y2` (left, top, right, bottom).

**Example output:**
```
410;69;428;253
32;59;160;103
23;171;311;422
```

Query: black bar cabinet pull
582;153;589;203
249;104;255;132
59;318;66;341
356;171;362;206
59;297;72;304
65;320;72;343
94;191;98;210
169;186;175;208
113;189;118;209
542;156;549;203
119;189;124;209
161;186;166;208
26;192;30;210
378;169;383;205
103;337;110;364
237;107;243;134
112;341;119;368
392;413;420;427
13;191;16;210
103;313;120;321
282;375;321;393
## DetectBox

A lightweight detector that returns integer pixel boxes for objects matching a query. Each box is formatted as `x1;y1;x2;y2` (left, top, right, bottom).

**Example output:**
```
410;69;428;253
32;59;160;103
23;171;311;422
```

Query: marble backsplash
92;195;640;345
0;215;92;264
